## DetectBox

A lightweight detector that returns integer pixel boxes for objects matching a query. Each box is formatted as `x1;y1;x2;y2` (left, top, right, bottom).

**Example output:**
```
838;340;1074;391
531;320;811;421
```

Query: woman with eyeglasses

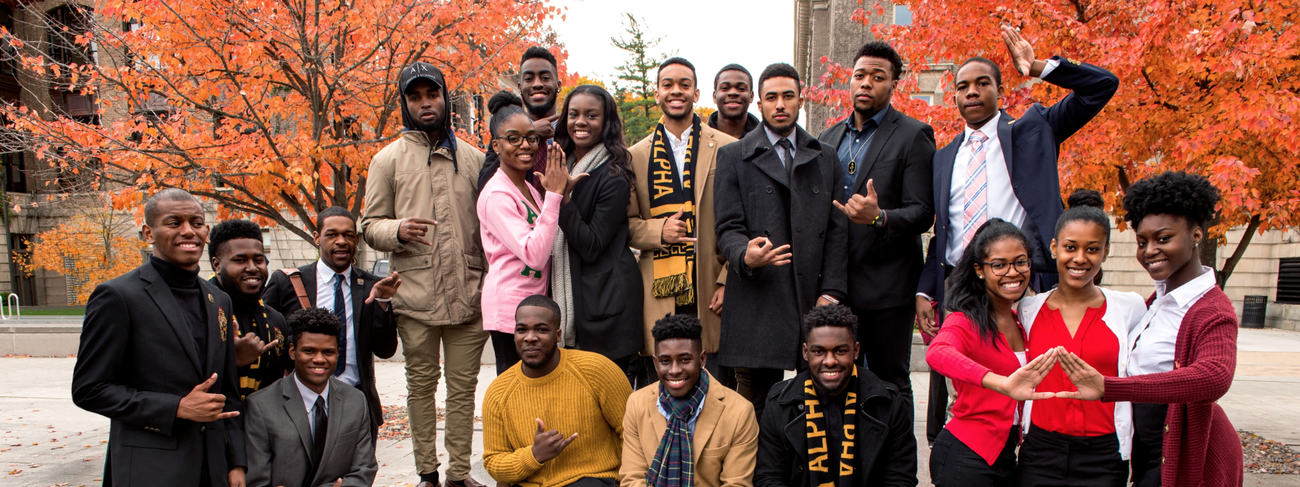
1013;189;1147;487
477;91;585;373
926;218;1059;487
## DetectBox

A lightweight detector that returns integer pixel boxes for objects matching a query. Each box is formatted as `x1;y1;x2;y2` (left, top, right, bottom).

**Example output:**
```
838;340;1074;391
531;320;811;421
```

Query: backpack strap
280;268;312;310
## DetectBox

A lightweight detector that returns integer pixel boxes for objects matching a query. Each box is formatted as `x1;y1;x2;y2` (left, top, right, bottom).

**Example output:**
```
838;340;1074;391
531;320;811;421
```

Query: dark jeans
1017;425;1128;487
1131;403;1169;487
930;427;1017;487
490;330;521;375
734;367;785;420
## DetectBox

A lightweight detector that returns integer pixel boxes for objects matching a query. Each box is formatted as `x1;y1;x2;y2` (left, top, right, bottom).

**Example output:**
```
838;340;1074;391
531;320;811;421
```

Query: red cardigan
1104;286;1243;487
926;311;1025;465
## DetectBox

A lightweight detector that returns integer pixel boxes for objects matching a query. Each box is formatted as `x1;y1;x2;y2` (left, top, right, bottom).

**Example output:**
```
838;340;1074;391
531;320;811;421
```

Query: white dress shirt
665;124;694;179
764;125;796;166
294;373;330;439
316;260;359;387
1127;266;1217;376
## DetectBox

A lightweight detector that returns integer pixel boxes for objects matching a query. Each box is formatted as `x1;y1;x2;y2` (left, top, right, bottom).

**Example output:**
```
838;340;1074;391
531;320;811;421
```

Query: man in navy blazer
917;25;1118;330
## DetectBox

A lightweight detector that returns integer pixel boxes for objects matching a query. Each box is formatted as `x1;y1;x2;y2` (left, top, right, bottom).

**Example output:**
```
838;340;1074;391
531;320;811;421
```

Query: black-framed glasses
496;134;540;146
979;258;1031;276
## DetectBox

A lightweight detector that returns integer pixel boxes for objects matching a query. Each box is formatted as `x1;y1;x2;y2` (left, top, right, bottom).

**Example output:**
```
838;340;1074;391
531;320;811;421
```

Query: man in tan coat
360;61;489;487
628;57;735;387
621;314;758;487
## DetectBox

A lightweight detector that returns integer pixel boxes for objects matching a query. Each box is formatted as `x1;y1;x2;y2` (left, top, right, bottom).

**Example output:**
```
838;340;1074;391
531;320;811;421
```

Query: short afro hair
658;57;697;84
208;219;263;260
315;206;355;231
713;64;753;90
517;294;561;325
287;307;342;344
1122;171;1220;231
144;188;201;227
521;46;557;71
802;304;858;341
958;57;1002;88
854;41;904;80
651;313;702;347
758;62;801;93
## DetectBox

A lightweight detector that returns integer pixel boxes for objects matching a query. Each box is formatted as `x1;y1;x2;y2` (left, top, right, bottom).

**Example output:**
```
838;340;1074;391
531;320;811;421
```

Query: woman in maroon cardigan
1057;171;1243;487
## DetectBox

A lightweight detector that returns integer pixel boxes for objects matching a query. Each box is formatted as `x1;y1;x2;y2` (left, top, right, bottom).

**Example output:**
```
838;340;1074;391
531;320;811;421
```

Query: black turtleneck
151;255;208;366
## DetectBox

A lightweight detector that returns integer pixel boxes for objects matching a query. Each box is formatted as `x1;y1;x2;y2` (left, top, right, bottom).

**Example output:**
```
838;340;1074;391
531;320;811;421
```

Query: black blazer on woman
558;159;644;360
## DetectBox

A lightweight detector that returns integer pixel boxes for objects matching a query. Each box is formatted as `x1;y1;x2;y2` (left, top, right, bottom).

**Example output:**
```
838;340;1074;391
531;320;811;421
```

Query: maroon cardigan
1103;286;1243;487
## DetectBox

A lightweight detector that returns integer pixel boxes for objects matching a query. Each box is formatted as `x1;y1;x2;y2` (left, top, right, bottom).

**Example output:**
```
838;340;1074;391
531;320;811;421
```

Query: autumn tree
0;0;561;242
611;13;665;144
15;198;144;304
808;0;1300;287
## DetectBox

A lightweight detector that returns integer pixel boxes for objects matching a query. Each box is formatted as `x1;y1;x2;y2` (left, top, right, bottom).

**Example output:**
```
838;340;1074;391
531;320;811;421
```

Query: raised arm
1002;25;1118;143
481;191;563;270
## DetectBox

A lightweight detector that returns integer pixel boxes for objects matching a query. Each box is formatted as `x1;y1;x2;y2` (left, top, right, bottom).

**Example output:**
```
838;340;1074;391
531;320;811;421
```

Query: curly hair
945;219;1031;346
287;307;342;344
1122;171;1220;231
208;219;263;260
802;304;858;341
758;62;801;93
855;41;904;80
652;313;702;346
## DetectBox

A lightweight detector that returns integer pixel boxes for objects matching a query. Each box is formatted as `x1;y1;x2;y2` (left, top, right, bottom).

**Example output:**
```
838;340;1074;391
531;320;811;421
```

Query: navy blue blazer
919;56;1118;317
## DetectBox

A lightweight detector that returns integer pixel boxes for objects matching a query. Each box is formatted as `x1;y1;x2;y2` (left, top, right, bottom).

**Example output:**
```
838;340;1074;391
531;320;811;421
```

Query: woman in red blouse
1015;190;1147;486
926;219;1059;487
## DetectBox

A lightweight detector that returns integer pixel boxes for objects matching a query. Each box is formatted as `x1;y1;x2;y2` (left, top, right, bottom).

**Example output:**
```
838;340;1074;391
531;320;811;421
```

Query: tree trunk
1216;214;1263;289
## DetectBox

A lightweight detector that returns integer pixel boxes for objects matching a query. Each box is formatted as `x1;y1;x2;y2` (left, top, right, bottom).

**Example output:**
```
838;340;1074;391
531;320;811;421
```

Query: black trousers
927;369;949;445
734;367;785;420
930;426;1017;487
1017;425;1128;487
853;303;916;393
490;330;521;375
1130;403;1168;487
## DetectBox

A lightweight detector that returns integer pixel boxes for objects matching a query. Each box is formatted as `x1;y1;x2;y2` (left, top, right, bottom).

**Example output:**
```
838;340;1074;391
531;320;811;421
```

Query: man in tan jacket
628;57;735;387
621;314;758;487
360;61;488;487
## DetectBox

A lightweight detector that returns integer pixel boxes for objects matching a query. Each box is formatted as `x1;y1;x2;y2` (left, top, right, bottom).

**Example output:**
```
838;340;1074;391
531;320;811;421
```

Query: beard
409;115;442;132
525;97;556;119
521;345;558;370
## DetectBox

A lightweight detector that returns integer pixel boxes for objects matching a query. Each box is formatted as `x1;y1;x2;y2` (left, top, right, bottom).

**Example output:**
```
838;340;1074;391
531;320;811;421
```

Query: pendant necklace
848;134;870;175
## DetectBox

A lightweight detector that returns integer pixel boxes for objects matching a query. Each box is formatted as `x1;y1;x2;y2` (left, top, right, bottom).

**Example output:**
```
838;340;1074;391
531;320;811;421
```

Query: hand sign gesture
535;143;587;199
661;208;696;244
234;332;279;367
531;418;577;463
832;178;882;225
1054;348;1106;401
743;236;792;268
994;347;1059;401
398;218;438;246
177;374;239;422
1001;24;1038;77
366;271;402;304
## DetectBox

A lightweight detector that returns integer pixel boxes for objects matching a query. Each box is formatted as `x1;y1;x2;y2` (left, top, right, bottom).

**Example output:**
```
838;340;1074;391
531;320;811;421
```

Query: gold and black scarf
805;366;859;487
648;115;701;306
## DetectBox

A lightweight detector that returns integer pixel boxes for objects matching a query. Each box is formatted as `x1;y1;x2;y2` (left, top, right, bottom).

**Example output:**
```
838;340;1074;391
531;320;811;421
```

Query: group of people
68;23;1245;487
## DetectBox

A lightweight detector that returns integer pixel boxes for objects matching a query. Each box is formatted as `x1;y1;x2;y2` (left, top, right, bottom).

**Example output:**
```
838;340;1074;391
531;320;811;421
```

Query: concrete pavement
3;328;1299;486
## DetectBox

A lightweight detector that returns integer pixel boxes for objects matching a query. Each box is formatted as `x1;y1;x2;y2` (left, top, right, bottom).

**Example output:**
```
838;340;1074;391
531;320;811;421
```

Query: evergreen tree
610;13;664;144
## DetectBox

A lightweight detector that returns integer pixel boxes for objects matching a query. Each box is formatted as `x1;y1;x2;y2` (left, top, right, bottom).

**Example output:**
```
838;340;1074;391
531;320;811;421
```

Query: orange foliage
15;205;144;305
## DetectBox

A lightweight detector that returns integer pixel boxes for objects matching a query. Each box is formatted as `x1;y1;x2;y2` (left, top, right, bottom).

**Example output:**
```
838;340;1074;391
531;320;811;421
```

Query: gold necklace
847;133;870;175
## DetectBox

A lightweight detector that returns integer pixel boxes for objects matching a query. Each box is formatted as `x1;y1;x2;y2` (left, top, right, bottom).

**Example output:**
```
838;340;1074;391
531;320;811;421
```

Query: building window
910;93;933;105
894;5;913;26
47;6;97;67
1278;257;1300;304
3;151;25;193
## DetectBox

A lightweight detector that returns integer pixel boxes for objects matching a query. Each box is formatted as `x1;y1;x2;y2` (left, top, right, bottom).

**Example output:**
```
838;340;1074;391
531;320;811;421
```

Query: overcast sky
548;0;794;112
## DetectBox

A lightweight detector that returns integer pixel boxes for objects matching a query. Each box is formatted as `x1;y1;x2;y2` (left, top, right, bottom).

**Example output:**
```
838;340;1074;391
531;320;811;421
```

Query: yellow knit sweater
483;348;633;487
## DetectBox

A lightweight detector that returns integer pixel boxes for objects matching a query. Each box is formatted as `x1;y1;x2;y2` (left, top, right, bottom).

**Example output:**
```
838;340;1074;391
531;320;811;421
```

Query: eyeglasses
979;258;1031;276
496;134;540;146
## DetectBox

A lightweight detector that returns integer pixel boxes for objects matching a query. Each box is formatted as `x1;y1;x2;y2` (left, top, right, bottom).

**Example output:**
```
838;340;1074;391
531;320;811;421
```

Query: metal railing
0;293;19;319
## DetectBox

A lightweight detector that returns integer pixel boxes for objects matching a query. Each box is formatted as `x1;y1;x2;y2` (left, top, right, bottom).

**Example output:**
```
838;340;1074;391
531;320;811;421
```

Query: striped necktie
961;131;990;248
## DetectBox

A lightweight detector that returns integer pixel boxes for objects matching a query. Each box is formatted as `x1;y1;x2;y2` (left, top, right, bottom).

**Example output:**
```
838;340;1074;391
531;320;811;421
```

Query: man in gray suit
245;307;377;487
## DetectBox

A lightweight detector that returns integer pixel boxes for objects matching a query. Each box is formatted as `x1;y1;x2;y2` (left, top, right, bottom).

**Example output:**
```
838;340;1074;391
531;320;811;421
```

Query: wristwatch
870;210;886;228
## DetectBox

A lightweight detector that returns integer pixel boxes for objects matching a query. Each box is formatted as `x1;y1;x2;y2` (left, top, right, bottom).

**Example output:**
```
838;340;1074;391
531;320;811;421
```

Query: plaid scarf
805;366;859;487
647;371;710;487
647;116;701;306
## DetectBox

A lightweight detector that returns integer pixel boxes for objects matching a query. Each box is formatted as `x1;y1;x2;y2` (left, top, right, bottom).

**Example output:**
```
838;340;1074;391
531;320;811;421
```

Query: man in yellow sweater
484;295;633;487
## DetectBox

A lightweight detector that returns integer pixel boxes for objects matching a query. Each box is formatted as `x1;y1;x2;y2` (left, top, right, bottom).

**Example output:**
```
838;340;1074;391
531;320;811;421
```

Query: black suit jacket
72;262;245;487
714;125;848;370
262;262;398;431
557;160;644;360
919;56;1119;318
818;105;936;310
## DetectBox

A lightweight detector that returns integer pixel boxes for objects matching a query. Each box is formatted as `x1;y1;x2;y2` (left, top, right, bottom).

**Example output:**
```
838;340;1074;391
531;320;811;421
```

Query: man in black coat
207;219;290;400
714;63;848;417
755;305;916;487
819;41;935;403
262;206;400;442
72;188;246;487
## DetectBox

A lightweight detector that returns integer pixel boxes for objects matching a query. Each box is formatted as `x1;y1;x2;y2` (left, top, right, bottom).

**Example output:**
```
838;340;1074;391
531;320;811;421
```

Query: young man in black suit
208;219;290;400
819;41;936;404
72;188;246;486
262;206;400;444
714;62;848;417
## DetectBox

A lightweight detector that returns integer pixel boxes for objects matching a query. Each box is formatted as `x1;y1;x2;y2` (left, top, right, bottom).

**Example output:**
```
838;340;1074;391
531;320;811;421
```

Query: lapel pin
207;294;214;303
357;278;364;285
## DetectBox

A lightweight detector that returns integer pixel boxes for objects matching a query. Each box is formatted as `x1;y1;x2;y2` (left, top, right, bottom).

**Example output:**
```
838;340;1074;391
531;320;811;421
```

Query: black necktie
777;138;795;176
310;395;328;473
332;274;347;377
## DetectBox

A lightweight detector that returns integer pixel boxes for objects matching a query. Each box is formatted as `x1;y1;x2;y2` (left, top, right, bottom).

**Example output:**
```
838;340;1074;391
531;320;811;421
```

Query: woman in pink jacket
477;92;585;373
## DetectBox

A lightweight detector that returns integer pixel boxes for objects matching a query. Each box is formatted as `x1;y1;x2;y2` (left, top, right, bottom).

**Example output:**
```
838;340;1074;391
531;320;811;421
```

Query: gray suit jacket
245;376;376;487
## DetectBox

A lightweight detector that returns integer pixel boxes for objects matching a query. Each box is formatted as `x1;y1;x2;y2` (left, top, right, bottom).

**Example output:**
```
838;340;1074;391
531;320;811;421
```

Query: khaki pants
398;316;488;480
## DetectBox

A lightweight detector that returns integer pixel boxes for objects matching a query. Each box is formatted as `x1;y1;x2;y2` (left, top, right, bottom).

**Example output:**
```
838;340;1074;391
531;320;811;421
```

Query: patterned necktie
961;131;990;248
332;274;347;377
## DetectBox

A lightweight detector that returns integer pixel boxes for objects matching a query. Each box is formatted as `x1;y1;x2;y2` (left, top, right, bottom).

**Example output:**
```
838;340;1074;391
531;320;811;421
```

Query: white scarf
552;144;609;347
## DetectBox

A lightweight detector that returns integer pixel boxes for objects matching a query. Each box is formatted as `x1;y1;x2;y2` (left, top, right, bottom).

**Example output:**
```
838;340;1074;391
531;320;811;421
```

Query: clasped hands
984;346;1106;401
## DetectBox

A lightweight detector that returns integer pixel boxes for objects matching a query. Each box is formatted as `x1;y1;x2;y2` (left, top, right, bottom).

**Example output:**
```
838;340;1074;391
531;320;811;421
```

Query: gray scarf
552;144;609;347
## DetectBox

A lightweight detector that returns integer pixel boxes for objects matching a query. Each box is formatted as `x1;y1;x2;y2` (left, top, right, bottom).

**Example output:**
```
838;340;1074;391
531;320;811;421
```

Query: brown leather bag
279;268;313;310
